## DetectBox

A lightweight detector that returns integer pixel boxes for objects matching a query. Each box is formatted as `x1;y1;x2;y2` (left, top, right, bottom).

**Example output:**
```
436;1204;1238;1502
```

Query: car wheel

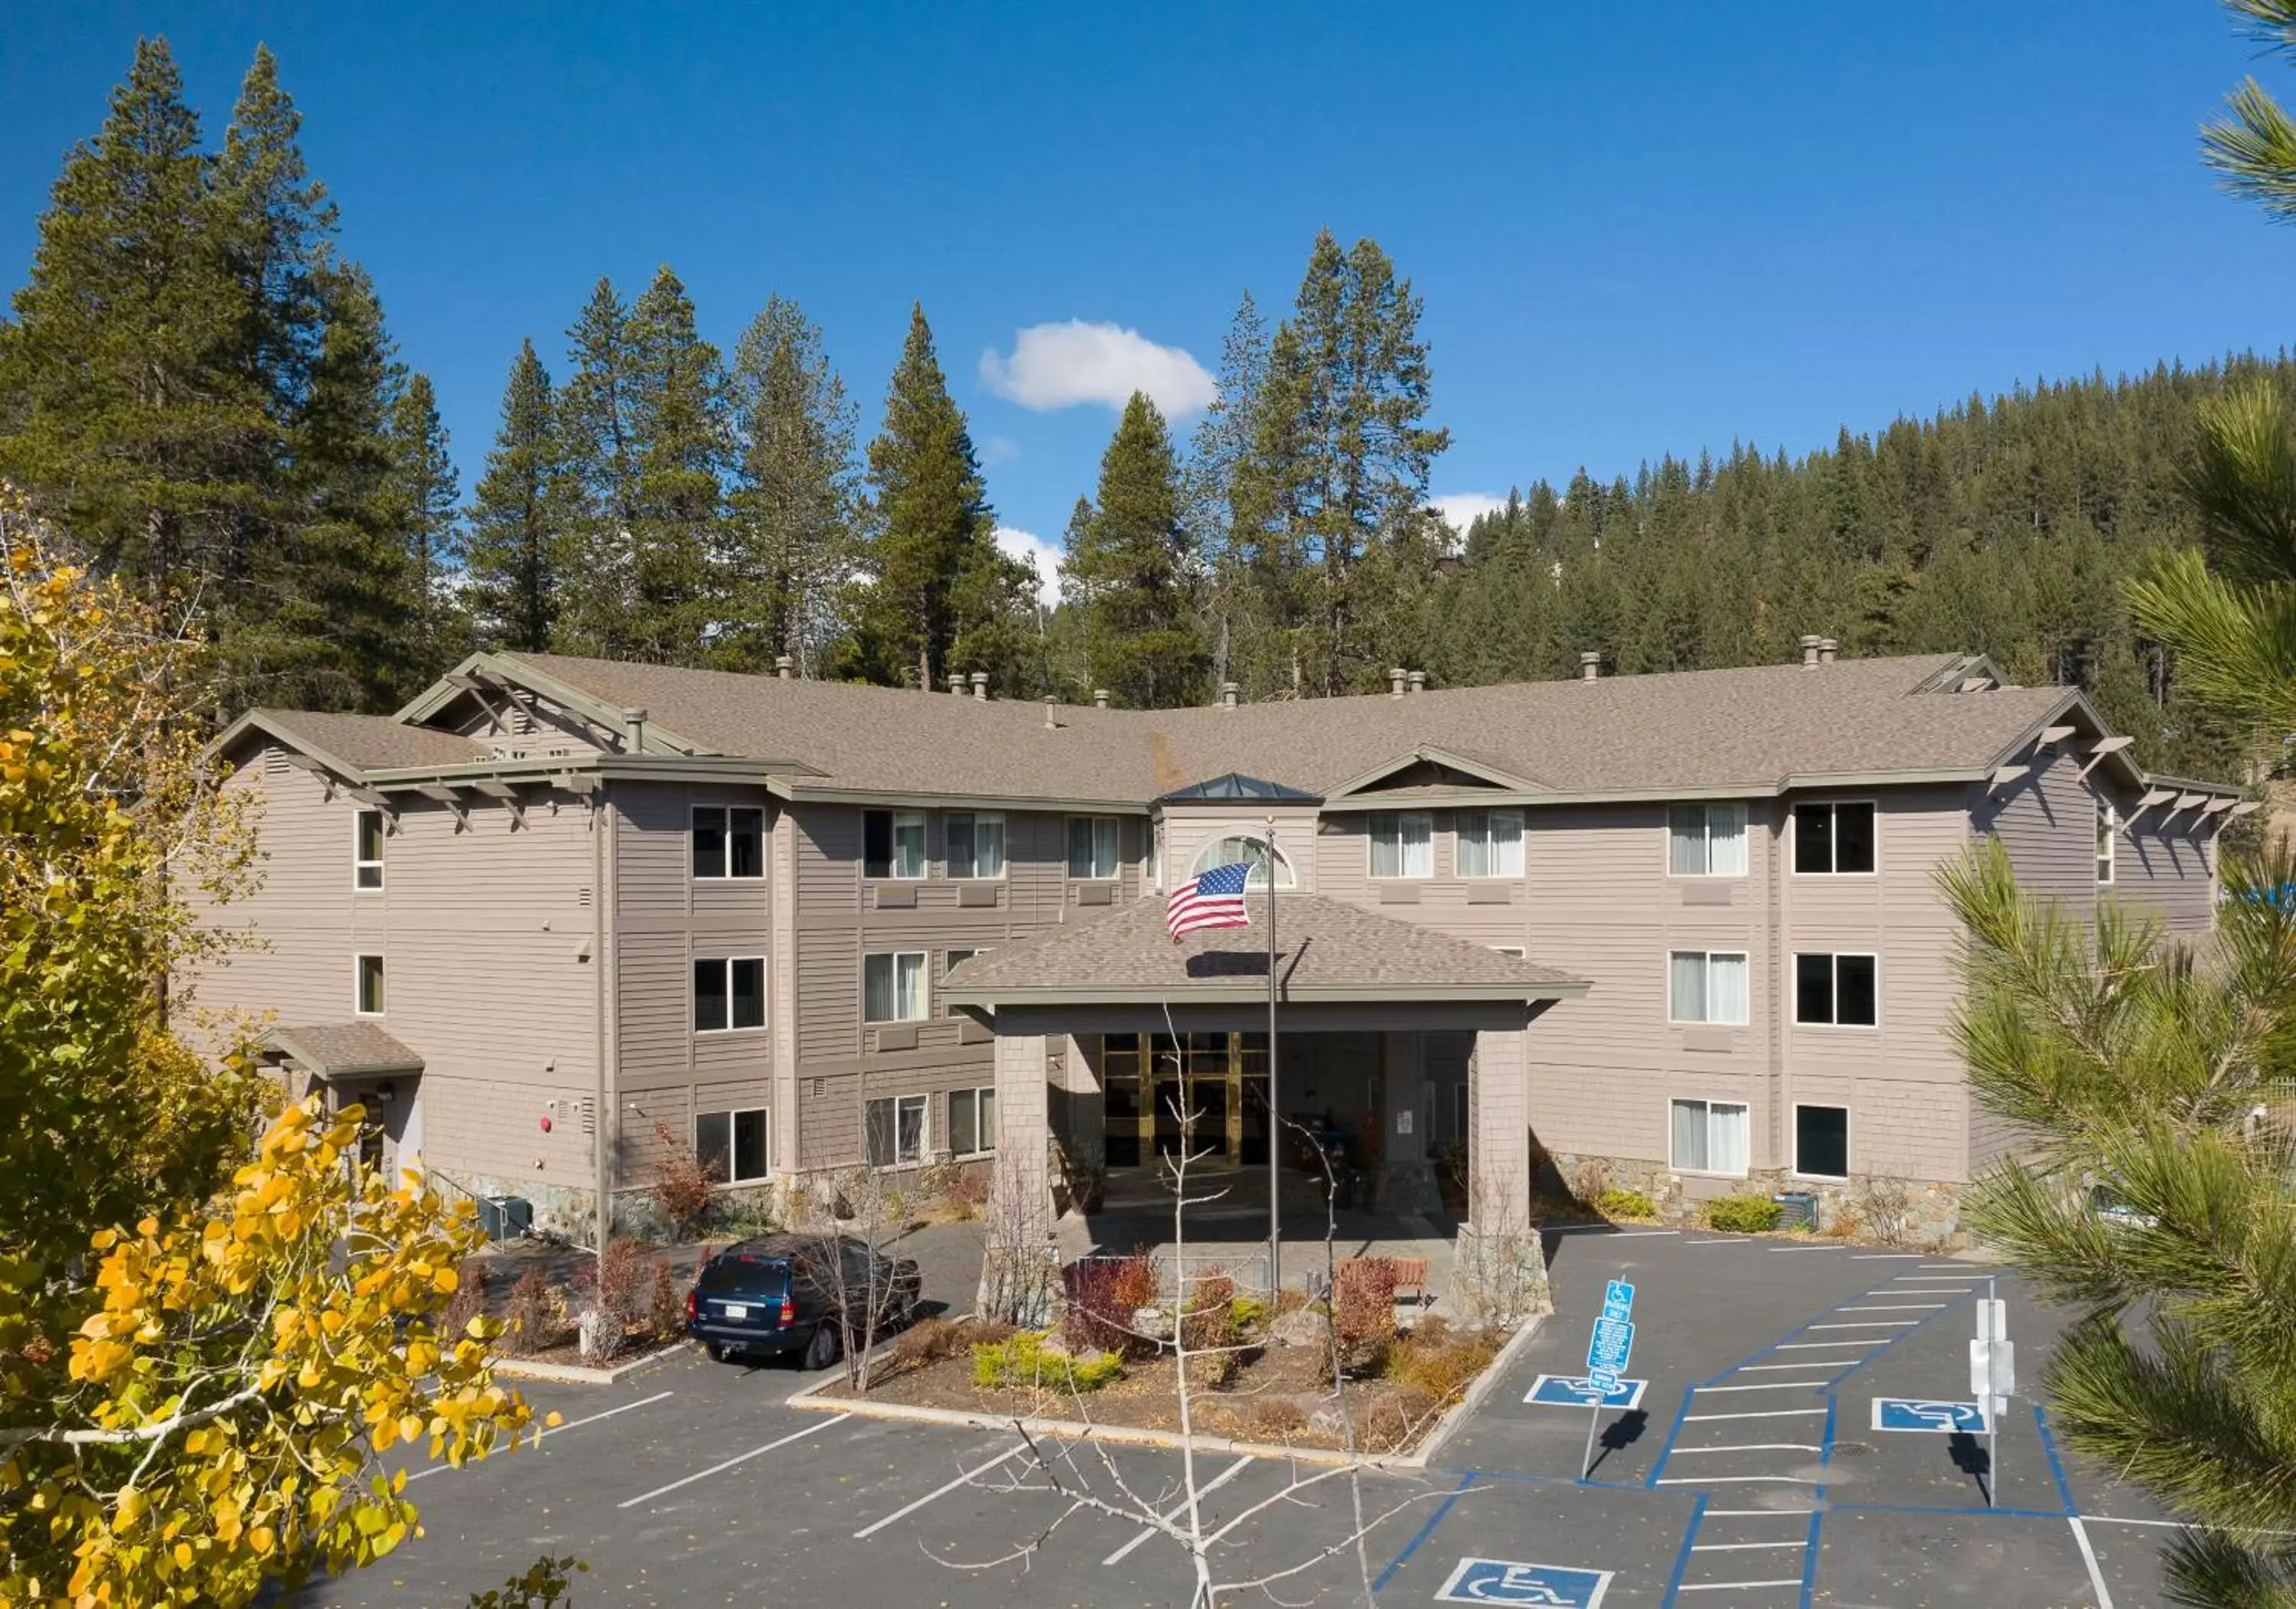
705;1342;727;1363
802;1320;843;1371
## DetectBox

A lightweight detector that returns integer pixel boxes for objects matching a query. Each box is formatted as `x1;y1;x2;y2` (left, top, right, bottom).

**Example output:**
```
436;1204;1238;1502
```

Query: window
1067;815;1120;880
1492;945;1526;958
1793;801;1876;874
1668;951;1749;1025
692;806;765;880
946;811;1006;880
1192;835;1293;889
695;1107;770;1183
1368;811;1433;879
863;809;926;880
1795;1105;1850;1179
943;948;987;1013
354;954;385;1016
354;809;386;890
1668;803;1747;876
2096;802;2116;886
948;1086;997;1155
693;958;766;1032
863;951;927;1023
1795;953;1877;1026
1456;809;1525;878
1452;1082;1469;1140
1670;1098;1750;1174
865;1094;928;1167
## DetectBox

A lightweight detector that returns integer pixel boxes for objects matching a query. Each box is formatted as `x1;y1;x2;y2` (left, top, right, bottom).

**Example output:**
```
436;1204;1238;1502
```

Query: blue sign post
1435;1557;1614;1607
1580;1279;1636;1478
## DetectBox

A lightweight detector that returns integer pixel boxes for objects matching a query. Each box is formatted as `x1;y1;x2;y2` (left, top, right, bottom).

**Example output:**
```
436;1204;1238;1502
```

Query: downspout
592;785;613;1252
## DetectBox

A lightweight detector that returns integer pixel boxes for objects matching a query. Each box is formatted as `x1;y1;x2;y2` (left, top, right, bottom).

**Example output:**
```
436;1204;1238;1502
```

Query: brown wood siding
1978;748;2097;922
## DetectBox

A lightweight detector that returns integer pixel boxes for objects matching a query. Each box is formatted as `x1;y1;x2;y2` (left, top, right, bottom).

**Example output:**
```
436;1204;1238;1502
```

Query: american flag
1167;860;1254;942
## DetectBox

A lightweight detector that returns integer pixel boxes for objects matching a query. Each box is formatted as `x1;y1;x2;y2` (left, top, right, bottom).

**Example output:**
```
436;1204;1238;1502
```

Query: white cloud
1432;492;1508;537
995;526;1063;610
980;321;1218;417
980;434;1022;466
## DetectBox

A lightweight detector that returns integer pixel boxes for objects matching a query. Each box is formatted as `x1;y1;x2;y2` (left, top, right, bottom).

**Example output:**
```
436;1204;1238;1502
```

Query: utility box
479;1195;532;1242
1774;1191;1818;1231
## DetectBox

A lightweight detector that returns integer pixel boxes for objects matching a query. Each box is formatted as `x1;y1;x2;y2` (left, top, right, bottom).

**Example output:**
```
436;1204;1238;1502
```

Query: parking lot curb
783;1314;1547;1472
495;1339;693;1385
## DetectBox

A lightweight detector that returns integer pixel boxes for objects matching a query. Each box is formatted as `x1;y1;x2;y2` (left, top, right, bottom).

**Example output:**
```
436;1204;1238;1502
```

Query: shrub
1229;1294;1267;1332
1062;1258;1136;1355
1181;1271;1241;1387
645;1263;685;1341
1407;1314;1452;1346
1386;1325;1502;1401
1595;1187;1655;1222
1705;1195;1785;1234
593;1237;649;1336
1269;1286;1313;1319
1361;1383;1442;1451
650;1121;716;1238
972;1329;1124;1392
1333;1258;1398;1376
441;1255;488;1340
1244;1395;1309;1442
894;1316;963;1370
503;1268;563;1355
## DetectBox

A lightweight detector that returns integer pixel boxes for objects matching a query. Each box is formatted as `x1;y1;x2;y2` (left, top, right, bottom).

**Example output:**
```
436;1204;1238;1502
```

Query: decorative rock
1132;1304;1175;1342
1267;1307;1326;1350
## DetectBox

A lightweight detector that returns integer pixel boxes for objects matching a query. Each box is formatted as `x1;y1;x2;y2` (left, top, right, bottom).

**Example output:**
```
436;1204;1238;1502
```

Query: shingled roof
236;709;492;772
263;1022;426;1078
941;893;1587;1007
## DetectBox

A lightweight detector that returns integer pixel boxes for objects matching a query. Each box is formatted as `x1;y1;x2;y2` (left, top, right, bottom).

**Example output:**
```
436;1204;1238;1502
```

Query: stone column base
1448;1221;1553;1327
1374;1159;1442;1216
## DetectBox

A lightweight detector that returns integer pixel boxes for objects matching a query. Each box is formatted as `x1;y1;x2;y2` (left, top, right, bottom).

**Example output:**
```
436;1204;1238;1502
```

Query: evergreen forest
0;39;2278;782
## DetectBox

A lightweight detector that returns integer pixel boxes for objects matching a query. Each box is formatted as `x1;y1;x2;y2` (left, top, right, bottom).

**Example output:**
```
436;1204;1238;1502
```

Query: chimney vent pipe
1818;638;1838;665
1407;670;1427;696
773;654;793;680
1220;681;1239;711
970;672;989;702
624;707;648;752
1801;634;1823;668
1044;696;1058;729
1388;667;1408;699
1092;689;1110;709
1579;651;1601;683
946;671;966;696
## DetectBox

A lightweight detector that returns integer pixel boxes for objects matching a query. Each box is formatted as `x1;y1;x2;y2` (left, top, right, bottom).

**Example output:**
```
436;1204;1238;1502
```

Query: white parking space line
1693;1541;1812;1552
1546;1225;1682;1236
1667;1443;1825;1454
1806;1320;1916;1330
1838;1303;1948;1312
2068;1516;2117;1609
407;1390;674;1482
1851;1253;1922;1260
1920;1262;1981;1269
1707;1507;1818;1516
1684;1408;1829;1421
1686;1238;1751;1245
1676;1578;1805;1591
1101;1456;1253;1564
2079;1516;2296;1535
1775;1341;1880;1350
618;1414;850;1510
852;1441;1032;1539
1656;1476;1818;1486
1693;1382;1831;1392
1732;1363;1844;1372
1772;1244;1844;1252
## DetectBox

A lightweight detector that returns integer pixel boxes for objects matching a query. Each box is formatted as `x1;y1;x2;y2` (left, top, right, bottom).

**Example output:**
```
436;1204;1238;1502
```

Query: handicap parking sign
1601;1278;1635;1324
1871;1398;1989;1433
1585;1317;1634;1377
1525;1372;1645;1410
1435;1556;1613;1606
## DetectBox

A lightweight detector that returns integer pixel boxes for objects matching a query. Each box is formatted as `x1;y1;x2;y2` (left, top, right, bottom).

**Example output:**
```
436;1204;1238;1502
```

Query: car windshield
697;1253;789;1296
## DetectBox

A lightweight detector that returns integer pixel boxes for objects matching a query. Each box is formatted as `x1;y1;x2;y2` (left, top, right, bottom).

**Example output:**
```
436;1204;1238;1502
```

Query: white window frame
863;808;928;880
1067;815;1120;880
1668;1096;1751;1177
1791;799;1879;876
354;953;385;1017
863;950;928;1023
1666;802;1748;878
945;811;1006;880
1668;950;1750;1026
2096;801;2116;886
353;808;386;892
1368;811;1434;880
693;956;768;1033
866;1093;929;1167
942;948;987;1015
1456;808;1525;879
691;804;766;881
1192;834;1293;889
947;1085;998;1157
694;1105;771;1184
1792;951;1879;1029
1792;1101;1851;1181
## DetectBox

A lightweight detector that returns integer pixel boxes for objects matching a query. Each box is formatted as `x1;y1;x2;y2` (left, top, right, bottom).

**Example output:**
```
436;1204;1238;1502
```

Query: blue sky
5;3;2289;602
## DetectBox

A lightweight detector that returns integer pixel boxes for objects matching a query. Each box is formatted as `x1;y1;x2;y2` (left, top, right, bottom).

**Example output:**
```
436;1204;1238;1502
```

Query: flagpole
1264;814;1280;1295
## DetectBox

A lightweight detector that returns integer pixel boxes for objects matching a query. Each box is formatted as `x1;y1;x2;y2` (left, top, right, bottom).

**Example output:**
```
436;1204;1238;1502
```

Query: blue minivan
687;1232;922;1369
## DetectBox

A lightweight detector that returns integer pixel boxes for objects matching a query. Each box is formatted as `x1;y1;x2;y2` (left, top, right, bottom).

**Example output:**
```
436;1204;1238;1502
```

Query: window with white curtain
863;951;927;1023
863;810;926;880
1668;951;1749;1025
1067;816;1120;880
866;1095;928;1167
947;1086;997;1155
1671;1098;1750;1174
1192;835;1293;888
946;812;1005;880
695;1108;769;1183
1668;803;1747;876
2095;802;2116;886
1368;811;1433;878
1456;809;1525;877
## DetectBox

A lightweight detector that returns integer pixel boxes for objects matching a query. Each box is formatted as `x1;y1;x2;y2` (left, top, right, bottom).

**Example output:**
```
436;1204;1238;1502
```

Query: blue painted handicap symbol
1584;1317;1634;1376
1525;1372;1645;1410
1872;1397;1988;1433
1435;1556;1613;1606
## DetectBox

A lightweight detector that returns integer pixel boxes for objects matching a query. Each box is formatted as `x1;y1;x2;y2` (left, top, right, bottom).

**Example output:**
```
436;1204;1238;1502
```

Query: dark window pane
864;1098;894;1167
1835;803;1877;873
1793;804;1832;873
693;961;728;1031
355;861;383;891
693;807;727;878
730;958;765;1028
357;955;385;1015
950;1091;977;1154
979;1088;995;1149
1067;818;1092;878
695;1110;732;1181
1795;953;1835;1024
1835;955;1877;1025
863;811;892;879
1797;1105;1849;1177
729;808;765;878
732;1108;768;1180
947;814;975;879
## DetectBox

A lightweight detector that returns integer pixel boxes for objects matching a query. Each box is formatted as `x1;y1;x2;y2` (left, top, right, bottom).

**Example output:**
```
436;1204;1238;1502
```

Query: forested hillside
0;41;2274;781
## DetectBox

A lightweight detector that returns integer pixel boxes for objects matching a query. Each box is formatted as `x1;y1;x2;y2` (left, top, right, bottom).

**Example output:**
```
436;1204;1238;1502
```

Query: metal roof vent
1801;635;1824;668
1818;638;1838;664
1219;681;1239;710
774;654;793;679
1092;688;1110;710
947;671;967;696
1407;670;1427;696
1579;651;1602;682
1388;667;1407;699
624;707;647;752
970;672;989;702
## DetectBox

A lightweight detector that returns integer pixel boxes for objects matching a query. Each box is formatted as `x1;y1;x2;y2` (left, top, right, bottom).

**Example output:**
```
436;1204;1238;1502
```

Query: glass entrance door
1103;1030;1270;1167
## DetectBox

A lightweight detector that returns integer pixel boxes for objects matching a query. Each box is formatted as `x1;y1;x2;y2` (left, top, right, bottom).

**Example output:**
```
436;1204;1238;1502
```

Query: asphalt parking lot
297;1228;2177;1608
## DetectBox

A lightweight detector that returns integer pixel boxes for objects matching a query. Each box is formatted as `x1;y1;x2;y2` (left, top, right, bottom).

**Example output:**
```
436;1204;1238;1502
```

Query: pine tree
723;295;859;675
1064;392;1205;707
1187;292;1270;691
464;338;562;653
385;372;464;668
552;277;640;657
856;304;1007;688
621;266;729;665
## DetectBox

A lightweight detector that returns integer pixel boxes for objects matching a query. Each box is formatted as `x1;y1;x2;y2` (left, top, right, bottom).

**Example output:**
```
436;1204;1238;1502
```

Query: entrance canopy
262;1022;425;1080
